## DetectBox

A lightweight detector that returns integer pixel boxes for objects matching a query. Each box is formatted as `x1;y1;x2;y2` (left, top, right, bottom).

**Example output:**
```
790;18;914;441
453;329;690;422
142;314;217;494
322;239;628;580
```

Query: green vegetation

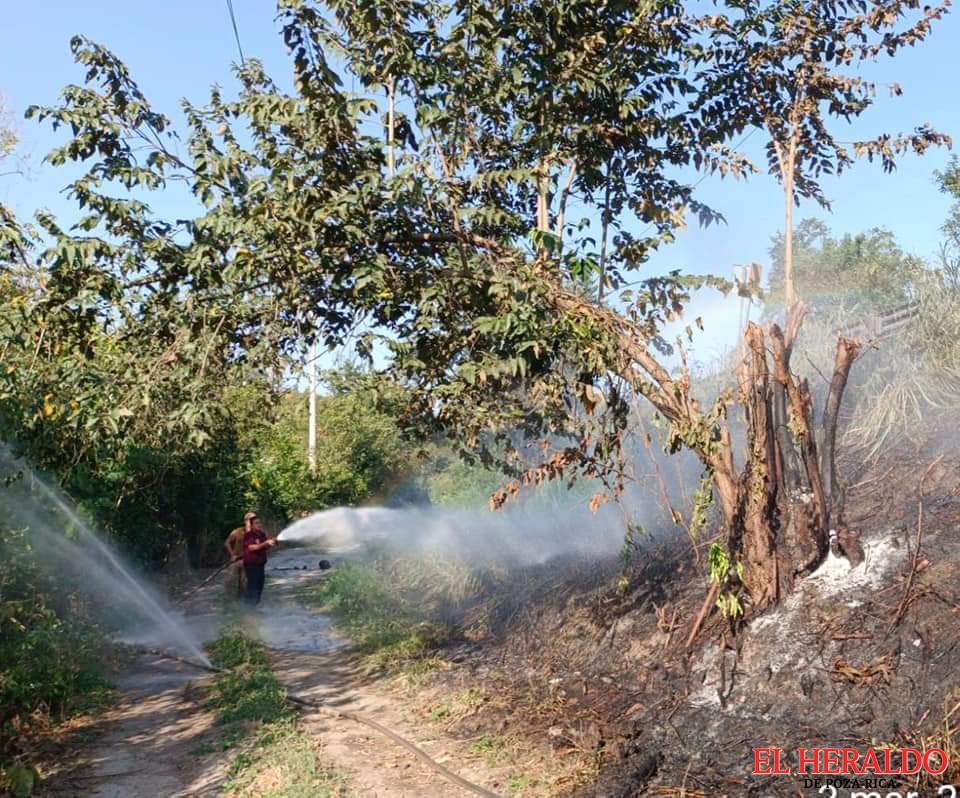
428;688;488;725
303;564;448;671
415;451;505;509
505;774;546;795
0;525;112;779
224;719;348;798
206;632;348;797
753;218;960;463
0;4;957;790
246;389;409;522
207;633;293;726
0;0;945;638
765;219;926;314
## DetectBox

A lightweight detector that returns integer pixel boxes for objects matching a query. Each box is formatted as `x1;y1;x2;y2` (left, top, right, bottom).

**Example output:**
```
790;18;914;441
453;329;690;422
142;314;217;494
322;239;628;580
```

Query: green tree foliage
765;219;925;316
0;525;110;756
7;9;746;506
245;389;410;522
756;217;960;464
936;155;960;285
2;0;949;612
0;95;15;162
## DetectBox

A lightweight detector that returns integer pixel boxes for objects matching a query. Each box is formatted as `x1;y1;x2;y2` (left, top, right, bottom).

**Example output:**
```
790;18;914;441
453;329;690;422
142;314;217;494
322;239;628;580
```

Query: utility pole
387;76;396;177
307;341;317;472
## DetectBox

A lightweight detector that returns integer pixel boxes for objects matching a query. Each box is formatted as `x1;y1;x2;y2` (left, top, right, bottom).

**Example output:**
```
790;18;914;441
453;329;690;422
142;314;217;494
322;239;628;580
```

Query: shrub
0;526;109;753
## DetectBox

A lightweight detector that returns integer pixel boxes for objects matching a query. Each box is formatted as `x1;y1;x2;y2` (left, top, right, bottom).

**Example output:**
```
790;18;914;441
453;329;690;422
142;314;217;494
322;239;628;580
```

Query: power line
225;0;245;65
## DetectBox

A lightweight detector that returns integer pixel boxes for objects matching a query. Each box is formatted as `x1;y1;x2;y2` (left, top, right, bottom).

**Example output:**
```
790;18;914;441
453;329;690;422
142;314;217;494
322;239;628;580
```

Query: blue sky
2;1;959;365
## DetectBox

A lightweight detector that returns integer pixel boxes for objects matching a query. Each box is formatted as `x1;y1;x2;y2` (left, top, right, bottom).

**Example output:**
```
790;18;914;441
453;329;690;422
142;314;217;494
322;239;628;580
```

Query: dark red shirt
243;530;268;566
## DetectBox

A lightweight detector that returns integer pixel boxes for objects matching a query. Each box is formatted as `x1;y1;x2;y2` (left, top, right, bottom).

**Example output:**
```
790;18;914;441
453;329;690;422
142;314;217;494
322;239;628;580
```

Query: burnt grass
412;443;960;797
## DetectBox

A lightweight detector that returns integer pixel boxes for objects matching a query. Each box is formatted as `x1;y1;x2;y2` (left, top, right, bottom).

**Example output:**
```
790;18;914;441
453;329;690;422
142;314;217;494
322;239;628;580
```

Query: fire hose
172;560;233;605
145;647;501;798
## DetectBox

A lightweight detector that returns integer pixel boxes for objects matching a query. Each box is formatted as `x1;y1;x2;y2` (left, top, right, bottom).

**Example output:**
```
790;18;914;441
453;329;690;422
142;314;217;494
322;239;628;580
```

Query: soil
370;445;960;798
38;654;225;797
36;549;512;797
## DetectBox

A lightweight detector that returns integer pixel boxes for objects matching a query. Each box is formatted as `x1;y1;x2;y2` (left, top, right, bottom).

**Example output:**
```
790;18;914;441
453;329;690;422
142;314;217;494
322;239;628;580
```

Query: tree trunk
820;336;862;529
729;323;784;607
783;140;797;311
545;283;859;615
387;76;396;177
707;317;863;615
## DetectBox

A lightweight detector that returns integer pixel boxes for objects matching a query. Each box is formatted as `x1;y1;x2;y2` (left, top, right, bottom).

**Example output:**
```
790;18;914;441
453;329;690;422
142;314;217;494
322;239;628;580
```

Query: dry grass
873;687;960;793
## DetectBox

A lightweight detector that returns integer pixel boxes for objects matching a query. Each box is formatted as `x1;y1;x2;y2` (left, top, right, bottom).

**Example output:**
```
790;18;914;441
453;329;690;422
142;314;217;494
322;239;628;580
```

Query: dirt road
41;548;502;797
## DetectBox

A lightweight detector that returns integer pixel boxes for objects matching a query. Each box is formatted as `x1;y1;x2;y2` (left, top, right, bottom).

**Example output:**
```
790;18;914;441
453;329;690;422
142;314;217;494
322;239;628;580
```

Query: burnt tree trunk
544;284;861;616
716;320;861;613
731;323;783;605
820;336;861;529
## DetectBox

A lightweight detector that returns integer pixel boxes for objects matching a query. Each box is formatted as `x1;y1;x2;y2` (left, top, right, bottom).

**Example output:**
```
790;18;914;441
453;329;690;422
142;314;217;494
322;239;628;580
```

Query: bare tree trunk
729;323;782;607
598;156;612;302
783;140;797;310
820;336;862;528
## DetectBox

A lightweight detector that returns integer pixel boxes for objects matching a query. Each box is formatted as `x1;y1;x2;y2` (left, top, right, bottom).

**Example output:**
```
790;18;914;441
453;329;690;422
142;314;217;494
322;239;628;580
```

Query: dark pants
243;563;266;605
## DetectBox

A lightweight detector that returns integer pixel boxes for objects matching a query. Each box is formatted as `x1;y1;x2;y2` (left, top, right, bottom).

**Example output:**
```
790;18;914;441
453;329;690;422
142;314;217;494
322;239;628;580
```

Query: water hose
144;648;501;798
172;560;233;605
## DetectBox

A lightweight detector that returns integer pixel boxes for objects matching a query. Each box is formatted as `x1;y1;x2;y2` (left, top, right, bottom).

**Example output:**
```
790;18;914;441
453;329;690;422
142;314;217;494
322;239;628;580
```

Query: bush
0;526;109;753
304;562;450;668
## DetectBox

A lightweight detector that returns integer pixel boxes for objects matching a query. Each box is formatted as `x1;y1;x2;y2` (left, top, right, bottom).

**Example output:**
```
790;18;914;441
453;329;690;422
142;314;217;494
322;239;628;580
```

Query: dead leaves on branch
831;655;894;687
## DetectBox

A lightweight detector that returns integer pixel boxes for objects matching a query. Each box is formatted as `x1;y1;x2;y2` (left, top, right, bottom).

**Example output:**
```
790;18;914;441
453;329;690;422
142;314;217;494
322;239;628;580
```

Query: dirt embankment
393;449;960;797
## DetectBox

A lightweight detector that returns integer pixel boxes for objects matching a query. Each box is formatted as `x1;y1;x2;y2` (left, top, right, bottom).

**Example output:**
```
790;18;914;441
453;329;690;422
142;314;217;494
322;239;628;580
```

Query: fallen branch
848;465;896;492
686;582;720;648
888;456;944;633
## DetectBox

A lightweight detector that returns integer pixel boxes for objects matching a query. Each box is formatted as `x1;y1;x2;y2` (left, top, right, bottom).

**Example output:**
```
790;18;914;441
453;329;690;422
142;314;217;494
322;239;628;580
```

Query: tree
765;219;925;315
0;94;15;164
7;0;949;617
936;155;960;287
245;386;410;522
689;0;950;607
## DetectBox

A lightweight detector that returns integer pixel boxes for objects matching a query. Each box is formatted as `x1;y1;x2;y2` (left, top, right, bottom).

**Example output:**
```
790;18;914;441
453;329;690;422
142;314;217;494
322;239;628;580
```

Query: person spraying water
241;512;278;605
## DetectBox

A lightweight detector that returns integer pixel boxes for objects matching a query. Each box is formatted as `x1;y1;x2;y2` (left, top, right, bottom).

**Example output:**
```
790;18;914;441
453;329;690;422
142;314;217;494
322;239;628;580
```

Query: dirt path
42;653;225;797
271;647;500;797
261;550;502;797
42;547;504;797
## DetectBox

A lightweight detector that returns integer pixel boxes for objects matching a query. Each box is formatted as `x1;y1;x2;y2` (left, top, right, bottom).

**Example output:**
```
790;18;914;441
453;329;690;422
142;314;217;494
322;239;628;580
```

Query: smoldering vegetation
287;274;960;666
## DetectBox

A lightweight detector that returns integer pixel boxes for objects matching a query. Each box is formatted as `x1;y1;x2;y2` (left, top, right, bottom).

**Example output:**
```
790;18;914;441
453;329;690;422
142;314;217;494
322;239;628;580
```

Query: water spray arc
1;450;210;664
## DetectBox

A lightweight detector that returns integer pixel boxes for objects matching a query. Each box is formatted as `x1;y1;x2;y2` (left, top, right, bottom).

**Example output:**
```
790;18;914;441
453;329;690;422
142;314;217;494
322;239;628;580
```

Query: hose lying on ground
172;561;232;606
143;648;501;798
